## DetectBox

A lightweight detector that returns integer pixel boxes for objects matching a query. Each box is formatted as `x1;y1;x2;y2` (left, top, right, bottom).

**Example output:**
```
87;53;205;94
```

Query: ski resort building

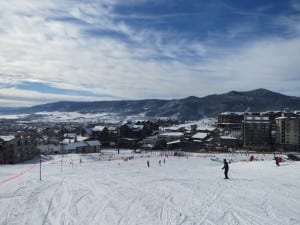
276;110;300;151
158;132;184;142
219;136;241;148
217;112;244;129
242;115;271;151
0;135;39;164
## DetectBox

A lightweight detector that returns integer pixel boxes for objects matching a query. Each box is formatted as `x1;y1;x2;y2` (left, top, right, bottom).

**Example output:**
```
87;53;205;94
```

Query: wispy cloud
0;87;108;107
0;0;299;107
291;0;300;11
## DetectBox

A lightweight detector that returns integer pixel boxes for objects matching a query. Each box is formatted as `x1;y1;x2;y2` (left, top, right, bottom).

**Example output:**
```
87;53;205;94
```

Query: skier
147;160;150;168
275;157;280;166
159;160;161;166
163;158;165;164
222;159;229;179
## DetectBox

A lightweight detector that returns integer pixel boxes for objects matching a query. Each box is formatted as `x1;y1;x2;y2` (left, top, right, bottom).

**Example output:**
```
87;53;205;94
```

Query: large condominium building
276;111;300;151
217;112;244;129
0;134;39;164
242;115;271;151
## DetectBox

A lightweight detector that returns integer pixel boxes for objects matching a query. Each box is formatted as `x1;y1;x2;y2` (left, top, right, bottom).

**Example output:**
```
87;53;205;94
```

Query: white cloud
0;87;108;107
0;0;299;107
196;37;300;95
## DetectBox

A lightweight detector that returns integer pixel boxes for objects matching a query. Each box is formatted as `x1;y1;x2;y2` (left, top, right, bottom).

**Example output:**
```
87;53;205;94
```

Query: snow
164;119;216;132
0;135;16;142
220;112;244;115
0;111;123;123
1;151;300;225
92;126;106;132
158;132;184;138
220;135;238;140
31;111;148;123
62;138;75;144
86;140;101;146
38;144;61;154
192;132;209;140
64;133;76;138
76;135;89;142
167;140;181;145
0;114;29;119
64;142;88;151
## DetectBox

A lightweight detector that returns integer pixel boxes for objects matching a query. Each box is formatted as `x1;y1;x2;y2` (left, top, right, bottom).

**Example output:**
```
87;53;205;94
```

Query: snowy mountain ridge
1;89;300;121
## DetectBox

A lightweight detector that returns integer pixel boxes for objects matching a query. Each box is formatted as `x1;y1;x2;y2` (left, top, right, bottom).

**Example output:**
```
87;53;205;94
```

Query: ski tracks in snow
1;156;300;225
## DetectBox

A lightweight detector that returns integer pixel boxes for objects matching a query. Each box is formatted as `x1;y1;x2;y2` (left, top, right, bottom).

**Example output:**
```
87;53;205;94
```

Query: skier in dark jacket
222;159;229;179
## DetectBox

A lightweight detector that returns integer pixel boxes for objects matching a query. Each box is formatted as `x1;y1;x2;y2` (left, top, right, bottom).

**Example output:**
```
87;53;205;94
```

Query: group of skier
146;158;166;168
146;154;283;179
220;155;282;179
146;156;230;179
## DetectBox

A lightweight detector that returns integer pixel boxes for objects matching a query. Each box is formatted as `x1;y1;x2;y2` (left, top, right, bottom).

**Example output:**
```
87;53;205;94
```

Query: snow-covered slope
0;152;299;225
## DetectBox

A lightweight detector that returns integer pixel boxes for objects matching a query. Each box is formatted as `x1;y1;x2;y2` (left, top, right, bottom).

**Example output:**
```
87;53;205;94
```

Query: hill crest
0;89;299;120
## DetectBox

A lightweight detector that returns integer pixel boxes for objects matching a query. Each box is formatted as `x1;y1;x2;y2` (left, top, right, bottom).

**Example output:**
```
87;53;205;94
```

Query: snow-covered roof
167;140;181;145
217;122;241;125
108;126;117;131
159;132;184;138
220;112;244;115
92;126;105;132
86;140;101;146
62;138;75;144
64;133;76;138
276;117;288;119
220;136;237;140
65;142;88;150
37;144;61;153
192;132;208;140
196;127;216;132
131;124;144;130
276;116;300;120
165;126;186;131
0;135;16;142
77;136;89;142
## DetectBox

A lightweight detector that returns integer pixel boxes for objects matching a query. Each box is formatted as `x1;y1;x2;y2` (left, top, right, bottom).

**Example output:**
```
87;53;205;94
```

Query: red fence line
0;163;38;185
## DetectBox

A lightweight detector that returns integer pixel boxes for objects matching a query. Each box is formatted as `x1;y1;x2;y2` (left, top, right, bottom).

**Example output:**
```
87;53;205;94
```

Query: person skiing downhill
222;159;229;179
275;157;280;166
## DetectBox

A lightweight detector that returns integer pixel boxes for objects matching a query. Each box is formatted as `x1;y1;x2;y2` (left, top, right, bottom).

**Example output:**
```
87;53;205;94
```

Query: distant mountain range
1;89;300;120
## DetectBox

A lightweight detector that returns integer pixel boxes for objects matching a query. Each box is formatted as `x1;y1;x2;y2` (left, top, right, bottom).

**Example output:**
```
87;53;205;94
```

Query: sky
0;0;300;107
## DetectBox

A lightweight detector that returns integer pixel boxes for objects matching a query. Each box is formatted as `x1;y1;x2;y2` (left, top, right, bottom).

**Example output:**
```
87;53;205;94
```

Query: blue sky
0;0;300;107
